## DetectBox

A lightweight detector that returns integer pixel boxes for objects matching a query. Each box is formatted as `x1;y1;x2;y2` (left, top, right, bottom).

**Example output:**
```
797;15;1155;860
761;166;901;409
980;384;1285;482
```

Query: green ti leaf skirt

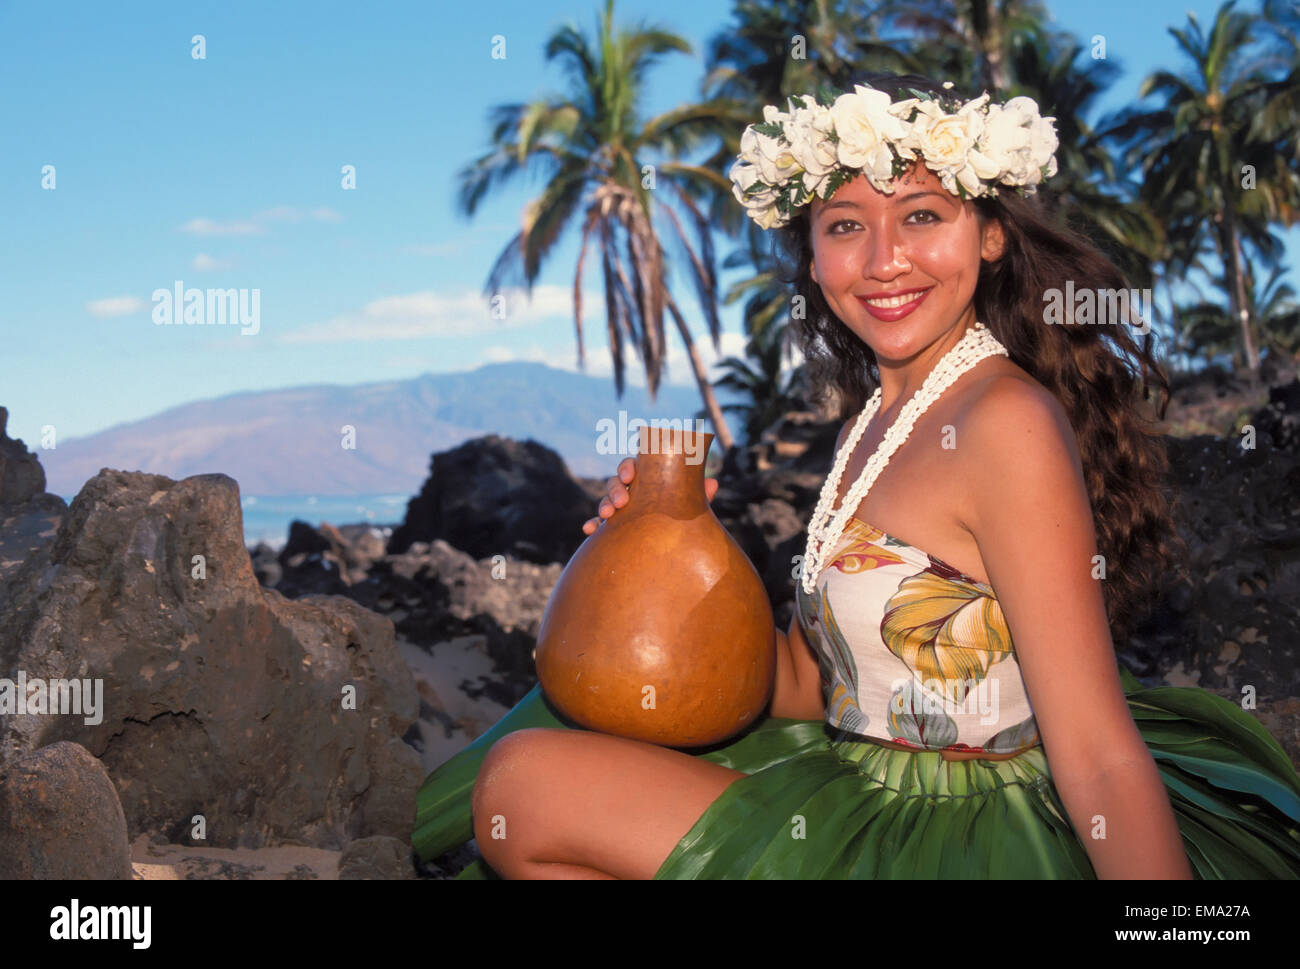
412;665;1300;879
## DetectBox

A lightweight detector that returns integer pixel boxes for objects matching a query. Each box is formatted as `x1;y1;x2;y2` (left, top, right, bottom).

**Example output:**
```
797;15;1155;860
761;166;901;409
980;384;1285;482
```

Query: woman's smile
856;286;933;320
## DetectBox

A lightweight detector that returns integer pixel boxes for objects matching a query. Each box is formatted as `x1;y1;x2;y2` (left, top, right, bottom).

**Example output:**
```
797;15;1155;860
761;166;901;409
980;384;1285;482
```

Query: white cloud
279;284;601;344
191;253;234;271
85;296;146;318
180;217;265;236
180;206;343;236
253;205;342;223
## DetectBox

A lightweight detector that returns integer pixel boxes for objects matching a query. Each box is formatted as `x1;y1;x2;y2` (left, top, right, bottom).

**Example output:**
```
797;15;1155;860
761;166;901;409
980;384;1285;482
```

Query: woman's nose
862;226;910;278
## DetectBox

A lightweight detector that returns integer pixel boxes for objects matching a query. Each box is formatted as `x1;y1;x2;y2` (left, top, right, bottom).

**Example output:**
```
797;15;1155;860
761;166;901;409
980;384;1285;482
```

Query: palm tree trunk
1161;266;1186;373
983;4;1009;91
663;290;735;452
1224;208;1260;378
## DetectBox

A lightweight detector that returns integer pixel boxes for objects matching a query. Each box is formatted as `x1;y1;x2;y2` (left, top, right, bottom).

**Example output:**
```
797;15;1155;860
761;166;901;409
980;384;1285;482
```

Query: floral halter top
794;516;1042;756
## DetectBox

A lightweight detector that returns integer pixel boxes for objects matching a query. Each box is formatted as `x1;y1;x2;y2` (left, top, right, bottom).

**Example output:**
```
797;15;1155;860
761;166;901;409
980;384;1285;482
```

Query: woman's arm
960;376;1192;879
770;615;826;720
767;417;853;722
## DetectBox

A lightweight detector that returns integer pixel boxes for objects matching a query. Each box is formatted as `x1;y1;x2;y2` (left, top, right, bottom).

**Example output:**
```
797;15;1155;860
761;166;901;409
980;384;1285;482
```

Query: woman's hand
581;457;720;535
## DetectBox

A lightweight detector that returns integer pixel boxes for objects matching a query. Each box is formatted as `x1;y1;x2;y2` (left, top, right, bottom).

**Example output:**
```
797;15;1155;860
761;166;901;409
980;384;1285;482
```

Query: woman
413;72;1300;879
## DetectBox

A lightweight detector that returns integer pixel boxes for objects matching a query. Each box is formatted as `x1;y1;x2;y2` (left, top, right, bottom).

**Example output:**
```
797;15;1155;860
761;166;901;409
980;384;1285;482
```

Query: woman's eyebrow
818;191;950;215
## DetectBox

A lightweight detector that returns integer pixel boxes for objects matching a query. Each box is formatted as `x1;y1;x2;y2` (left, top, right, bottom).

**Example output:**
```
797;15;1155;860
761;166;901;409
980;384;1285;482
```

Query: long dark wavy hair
774;71;1185;645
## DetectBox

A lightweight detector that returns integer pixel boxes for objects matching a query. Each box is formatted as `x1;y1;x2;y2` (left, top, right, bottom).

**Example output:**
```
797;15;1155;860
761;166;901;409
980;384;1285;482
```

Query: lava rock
0;741;132;879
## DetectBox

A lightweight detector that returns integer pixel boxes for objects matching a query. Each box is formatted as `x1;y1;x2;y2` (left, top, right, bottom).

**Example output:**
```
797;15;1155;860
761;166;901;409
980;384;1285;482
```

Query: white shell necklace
799;320;1008;595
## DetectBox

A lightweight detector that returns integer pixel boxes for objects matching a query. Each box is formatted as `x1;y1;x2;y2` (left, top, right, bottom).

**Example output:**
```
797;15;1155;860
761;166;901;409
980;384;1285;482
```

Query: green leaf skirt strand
412;665;1300;879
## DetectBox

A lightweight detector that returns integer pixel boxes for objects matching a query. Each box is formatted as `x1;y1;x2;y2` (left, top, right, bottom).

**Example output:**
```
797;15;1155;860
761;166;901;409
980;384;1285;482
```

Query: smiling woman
412;70;1300;881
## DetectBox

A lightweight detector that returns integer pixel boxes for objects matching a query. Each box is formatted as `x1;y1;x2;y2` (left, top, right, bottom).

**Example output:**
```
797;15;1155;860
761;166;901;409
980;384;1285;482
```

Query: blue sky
2;0;1295;449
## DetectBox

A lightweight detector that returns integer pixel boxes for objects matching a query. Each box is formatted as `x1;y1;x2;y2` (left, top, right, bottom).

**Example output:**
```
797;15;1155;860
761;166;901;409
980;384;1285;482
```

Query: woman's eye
828;211;940;234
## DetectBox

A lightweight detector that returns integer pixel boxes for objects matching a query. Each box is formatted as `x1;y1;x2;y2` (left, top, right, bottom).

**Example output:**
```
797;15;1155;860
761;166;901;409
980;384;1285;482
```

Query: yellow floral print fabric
795;517;1041;755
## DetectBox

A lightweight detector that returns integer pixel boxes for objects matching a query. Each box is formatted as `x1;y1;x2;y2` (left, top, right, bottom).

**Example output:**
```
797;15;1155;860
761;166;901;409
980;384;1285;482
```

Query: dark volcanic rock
0;741;132;879
338;834;417;879
0;406;47;507
280;519;332;561
388;435;594;565
1125;386;1300;705
0;408;67;603
274;522;392;597
0;468;422;851
248;541;282;588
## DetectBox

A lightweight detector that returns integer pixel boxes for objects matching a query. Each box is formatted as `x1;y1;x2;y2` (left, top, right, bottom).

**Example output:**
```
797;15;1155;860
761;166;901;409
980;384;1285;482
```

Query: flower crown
729;80;1060;229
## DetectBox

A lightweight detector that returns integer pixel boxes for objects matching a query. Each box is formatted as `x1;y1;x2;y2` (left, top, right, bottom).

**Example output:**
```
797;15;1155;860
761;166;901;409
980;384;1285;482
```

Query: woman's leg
471;727;748;879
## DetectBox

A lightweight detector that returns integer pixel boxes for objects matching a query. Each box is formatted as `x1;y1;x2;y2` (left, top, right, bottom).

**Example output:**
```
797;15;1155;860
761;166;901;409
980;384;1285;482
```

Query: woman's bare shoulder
959;362;1074;447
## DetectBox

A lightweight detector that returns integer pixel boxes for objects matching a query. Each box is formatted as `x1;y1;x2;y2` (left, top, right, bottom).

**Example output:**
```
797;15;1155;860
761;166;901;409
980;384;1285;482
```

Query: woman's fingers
582;483;628;535
600;479;630;511
582;458;641;535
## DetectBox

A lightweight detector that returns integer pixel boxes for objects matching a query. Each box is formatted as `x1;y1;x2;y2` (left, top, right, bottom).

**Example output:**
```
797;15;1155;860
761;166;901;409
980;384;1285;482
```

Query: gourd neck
629;427;713;517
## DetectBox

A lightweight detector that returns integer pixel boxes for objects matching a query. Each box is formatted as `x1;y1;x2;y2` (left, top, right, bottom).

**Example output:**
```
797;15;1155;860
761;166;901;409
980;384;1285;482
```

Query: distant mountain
39;361;747;497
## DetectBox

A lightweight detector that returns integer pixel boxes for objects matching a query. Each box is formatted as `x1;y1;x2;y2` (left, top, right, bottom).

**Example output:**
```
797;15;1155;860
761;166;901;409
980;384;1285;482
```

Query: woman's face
808;161;1004;365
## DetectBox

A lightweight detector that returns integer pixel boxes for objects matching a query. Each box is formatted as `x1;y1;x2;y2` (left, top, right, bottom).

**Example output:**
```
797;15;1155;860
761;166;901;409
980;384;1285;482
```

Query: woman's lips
856;287;932;321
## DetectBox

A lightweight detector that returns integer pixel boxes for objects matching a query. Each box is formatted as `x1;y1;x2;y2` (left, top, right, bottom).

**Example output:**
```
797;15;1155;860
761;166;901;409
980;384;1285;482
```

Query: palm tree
1174;261;1300;368
455;0;753;451
694;320;807;448
1176;301;1240;368
1254;264;1300;362
1256;0;1300;174
876;0;1055;93
1099;2;1294;379
1147;187;1221;374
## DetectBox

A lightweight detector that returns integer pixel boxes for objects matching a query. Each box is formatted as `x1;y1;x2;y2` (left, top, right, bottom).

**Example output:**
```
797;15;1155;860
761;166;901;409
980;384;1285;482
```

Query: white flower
970;102;1028;178
1027;114;1059;178
728;84;1060;228
728;159;776;209
830;85;909;186
784;100;838;179
738;118;803;186
913;103;983;177
750;203;783;229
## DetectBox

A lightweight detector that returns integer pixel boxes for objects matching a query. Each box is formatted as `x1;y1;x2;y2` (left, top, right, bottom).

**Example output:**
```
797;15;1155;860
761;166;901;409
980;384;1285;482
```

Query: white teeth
863;290;926;308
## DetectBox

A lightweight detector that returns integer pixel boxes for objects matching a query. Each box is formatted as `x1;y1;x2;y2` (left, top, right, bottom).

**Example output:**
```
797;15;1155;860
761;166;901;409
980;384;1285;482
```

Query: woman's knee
471;728;556;855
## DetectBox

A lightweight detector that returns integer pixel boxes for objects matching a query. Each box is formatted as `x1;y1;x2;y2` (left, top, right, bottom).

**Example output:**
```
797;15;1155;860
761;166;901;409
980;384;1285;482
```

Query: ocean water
239;494;411;549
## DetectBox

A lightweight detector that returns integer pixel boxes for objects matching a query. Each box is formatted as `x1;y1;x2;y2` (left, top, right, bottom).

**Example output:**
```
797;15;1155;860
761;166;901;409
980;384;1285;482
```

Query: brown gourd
534;426;776;747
